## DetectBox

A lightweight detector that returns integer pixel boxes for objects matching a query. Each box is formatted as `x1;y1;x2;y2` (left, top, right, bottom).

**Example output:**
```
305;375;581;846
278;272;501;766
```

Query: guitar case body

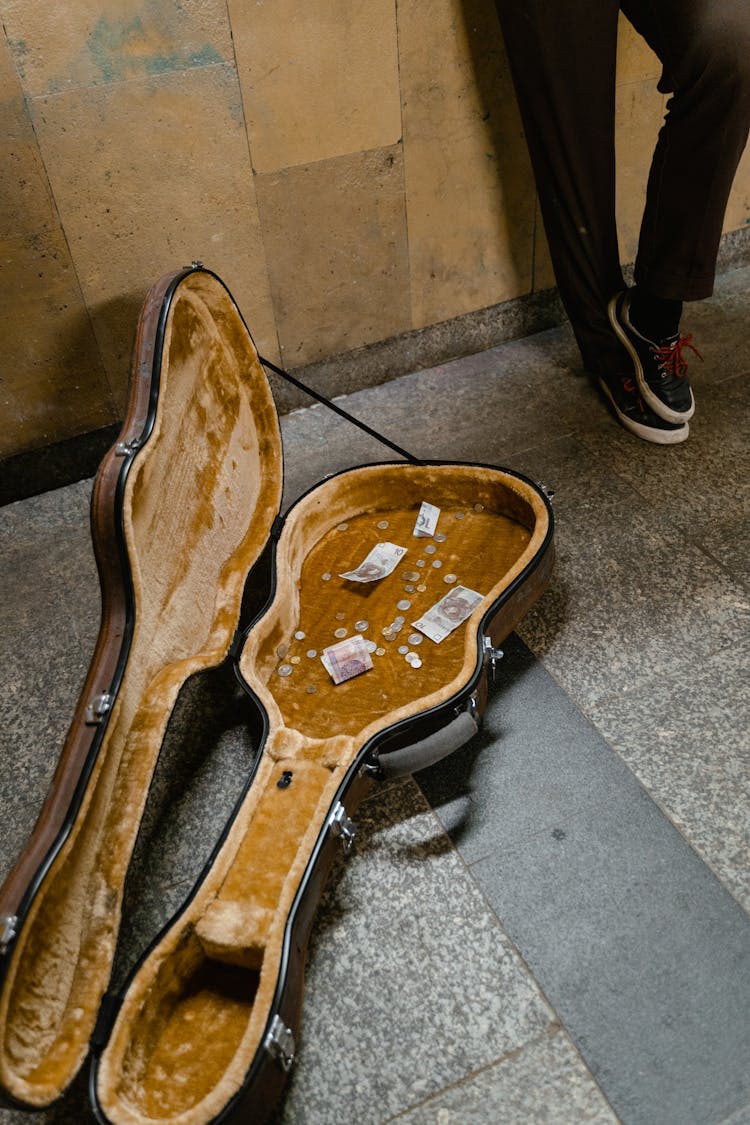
0;267;554;1124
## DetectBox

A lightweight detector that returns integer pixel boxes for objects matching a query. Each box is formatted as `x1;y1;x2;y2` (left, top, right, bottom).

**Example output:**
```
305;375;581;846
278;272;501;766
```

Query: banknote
322;635;374;684
339;541;407;582
413;501;440;538
412;585;484;643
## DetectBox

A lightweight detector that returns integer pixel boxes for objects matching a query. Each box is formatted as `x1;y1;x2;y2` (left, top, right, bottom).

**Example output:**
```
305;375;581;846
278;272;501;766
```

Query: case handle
373;709;479;780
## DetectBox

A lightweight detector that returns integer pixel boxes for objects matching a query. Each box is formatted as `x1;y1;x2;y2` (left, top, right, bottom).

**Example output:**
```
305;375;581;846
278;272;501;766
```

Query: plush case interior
0;271;283;1106
95;463;550;1125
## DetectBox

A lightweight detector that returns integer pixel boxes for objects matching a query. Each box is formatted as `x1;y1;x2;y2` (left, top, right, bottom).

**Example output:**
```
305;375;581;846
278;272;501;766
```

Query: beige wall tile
616;13;662;86
228;0;401;173
0;0;233;97
615;81;665;265
724;142;750;233
0;229;115;455
255;146;410;367
29;64;276;410
398;0;535;330
0;33;57;238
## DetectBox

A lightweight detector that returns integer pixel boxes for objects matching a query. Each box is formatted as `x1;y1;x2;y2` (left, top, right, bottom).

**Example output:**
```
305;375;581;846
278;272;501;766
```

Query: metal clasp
85;692;113;725
537;481;556;502
115;439;141;457
264;1014;295;1072
0;915;18;955
329;802;357;854
458;690;480;722
484;637;505;681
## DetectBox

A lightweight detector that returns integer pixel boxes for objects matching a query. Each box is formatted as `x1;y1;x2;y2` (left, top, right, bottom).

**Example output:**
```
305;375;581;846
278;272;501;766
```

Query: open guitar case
0;266;554;1124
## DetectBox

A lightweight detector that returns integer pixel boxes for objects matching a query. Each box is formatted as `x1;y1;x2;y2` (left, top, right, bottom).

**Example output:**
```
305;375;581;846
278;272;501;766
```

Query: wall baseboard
3;224;749;507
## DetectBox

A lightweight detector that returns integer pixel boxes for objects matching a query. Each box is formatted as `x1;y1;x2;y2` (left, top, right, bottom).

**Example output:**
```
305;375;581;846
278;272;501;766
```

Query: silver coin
403;570;419;582
417;584;427;592
291;656;301;665
337;522;349;531
455;512;465;520
276;643;289;659
278;664;293;677
306;649;318;658
432;560;443;569
404;584;415;593
306;684;317;694
335;611;345;621
408;633;423;645
444;573;457;584
416;559;426;567
334;627;348;639
321;572;332;581
375;646;386;656
355;620;369;632
398;645;409;655
377;519;390;529
397;599;411;611
474;503;485;512
294;630;306;641
364;639;377;653
383;632;396;642
382;626;393;636
435;533;447;543
424;544;437;555
410;657;423;669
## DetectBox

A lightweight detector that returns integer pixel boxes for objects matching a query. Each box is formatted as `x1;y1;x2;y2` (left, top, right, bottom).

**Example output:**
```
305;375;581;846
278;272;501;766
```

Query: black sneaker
598;371;689;444
608;290;700;423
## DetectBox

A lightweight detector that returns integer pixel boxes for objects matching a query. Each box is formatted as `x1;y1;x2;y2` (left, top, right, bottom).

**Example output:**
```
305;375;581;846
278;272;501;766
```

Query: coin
337;522;349;531
278;664;293;677
306;649;318;658
377;519;390;529
355;620;369;632
291;656;301;665
474;503;485;512
404;584;415;593
276;643;289;659
394;615;405;625
408;633;423;645
435;533;447;543
410;657;423;669
335;612;345;621
397;599;411;611
416;559;426;567
398;645;409;654
382;626;393;636
321;572;332;581
444;573;457;584
334;627;347;639
455;512;465;520
424;544;437;555
417;584;427;592
294;630;306;641
364;640;377;653
375;647;386;656
403;571;419;582
432;560;443;569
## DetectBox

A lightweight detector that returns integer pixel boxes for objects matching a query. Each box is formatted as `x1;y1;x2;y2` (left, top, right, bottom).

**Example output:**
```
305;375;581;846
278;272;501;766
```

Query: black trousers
494;0;750;375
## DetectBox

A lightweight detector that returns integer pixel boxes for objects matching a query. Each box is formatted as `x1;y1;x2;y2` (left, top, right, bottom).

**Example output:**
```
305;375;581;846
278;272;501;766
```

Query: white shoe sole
607;293;696;424
599;379;689;445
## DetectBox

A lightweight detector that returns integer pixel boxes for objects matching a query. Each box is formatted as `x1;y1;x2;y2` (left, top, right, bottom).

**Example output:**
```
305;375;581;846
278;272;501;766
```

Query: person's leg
493;0;626;378
608;0;750;421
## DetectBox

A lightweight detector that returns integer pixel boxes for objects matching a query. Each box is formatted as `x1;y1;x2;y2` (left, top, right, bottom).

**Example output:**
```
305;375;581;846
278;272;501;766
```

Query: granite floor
1;266;749;1125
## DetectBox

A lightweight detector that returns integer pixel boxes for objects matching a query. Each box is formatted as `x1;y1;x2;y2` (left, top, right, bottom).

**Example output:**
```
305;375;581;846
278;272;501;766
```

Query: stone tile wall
2;0;749;457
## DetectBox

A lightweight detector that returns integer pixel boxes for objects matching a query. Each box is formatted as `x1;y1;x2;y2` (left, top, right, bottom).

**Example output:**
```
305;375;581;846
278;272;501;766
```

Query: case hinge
329;801;357;854
0;915;18;955
264;1014;295;1072
85;692;114;725
114;438;141;457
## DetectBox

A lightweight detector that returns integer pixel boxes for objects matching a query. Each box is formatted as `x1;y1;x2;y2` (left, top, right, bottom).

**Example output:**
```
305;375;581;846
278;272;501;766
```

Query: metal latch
0;915;18;955
457;690;480;723
264;1014;295;1072
114;439;141;457
329;802;357;854
484;637;505;680
85;692;113;725
537;481;556;502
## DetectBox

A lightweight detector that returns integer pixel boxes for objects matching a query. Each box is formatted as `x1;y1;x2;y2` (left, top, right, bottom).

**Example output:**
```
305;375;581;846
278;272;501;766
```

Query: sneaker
608;290;700;423
598;371;689;444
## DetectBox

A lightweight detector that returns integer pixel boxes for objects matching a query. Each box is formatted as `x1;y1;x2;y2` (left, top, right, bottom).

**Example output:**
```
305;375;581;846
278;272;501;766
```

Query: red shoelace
652;333;703;378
